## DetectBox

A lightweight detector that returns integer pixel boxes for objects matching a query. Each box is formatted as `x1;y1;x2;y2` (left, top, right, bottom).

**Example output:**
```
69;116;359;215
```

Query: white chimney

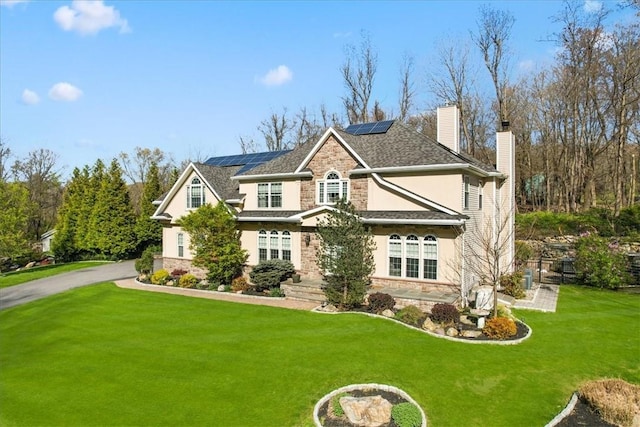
437;105;460;153
496;129;515;274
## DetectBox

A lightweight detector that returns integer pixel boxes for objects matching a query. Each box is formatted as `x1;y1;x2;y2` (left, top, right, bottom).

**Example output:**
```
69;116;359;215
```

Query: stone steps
281;281;326;303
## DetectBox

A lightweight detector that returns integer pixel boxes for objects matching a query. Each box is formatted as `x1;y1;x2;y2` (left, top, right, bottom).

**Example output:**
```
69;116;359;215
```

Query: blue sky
0;0;634;181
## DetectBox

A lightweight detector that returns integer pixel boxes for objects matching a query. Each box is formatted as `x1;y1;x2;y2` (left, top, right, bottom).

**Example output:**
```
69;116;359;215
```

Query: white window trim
177;232;184;258
187;177;205;209
463;175;470;210
317;170;349;205
257;229;292;262
387;234;438;281
257;182;283;209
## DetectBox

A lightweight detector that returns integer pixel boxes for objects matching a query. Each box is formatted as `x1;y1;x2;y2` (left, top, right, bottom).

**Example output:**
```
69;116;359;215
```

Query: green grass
0;284;638;426
0;262;111;288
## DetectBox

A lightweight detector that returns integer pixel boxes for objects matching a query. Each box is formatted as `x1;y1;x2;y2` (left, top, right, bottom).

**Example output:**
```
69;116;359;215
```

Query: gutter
361;218;466;226
349;164;505;178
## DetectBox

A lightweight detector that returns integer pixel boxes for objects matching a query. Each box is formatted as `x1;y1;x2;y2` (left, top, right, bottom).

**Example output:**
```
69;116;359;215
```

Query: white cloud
258;65;293;87
49;82;83;101
53;0;130;36
21;89;40;105
0;0;29;8
584;0;602;13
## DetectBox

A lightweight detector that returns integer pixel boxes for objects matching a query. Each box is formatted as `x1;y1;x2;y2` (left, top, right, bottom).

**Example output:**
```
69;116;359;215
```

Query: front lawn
0;284;638;426
0;261;111;288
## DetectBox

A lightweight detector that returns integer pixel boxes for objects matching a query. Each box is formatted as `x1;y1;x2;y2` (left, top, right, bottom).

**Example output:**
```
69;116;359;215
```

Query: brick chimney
437;104;460;153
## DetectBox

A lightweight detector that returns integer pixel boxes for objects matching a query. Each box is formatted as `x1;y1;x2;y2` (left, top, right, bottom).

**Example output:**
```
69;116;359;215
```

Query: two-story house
152;105;515;307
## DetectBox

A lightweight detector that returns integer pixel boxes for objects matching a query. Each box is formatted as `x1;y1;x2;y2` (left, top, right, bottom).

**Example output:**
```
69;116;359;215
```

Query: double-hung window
388;234;438;280
317;171;349;205
258;230;291;261
463;175;470;210
187;177;205;209
177;233;184;257
258;183;282;208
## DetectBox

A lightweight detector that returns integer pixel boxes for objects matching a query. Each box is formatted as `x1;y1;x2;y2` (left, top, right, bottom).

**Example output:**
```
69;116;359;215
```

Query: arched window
187;177;205;208
257;230;292;262
282;231;291;261
388;234;402;277
405;235;419;278
317;170;349;204
423;235;438;280
387;234;438;280
270;230;280;260
258;230;268;262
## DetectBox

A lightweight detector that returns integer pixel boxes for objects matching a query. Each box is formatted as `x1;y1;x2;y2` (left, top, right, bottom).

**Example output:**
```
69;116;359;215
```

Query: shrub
171;268;188;278
395;305;424;326
500;272;526;299
269;287;285;297
178;273;198;288
483;317;517;340
391;402;422;427
135;245;158;274
368;292;395;314
575;235;632;289
430;303;459;325
231;276;250;292
150;269;170;285
514;240;534;270
250;259;295;291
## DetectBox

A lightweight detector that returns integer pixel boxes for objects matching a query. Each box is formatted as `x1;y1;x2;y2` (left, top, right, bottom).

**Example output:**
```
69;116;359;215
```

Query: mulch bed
455;320;530;341
554;397;616;427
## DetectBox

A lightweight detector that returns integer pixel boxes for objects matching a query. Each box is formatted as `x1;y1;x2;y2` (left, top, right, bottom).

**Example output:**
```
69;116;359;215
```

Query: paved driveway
0;260;137;310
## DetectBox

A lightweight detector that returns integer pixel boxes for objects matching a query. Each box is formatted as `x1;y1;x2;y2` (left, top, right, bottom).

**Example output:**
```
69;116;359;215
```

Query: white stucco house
151;105;515;307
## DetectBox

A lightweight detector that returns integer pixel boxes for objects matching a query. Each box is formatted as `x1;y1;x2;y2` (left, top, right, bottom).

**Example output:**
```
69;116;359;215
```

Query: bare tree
472;4;515;130
398;53;416;122
238;136;259;154
11;148;63;241
118;147;172;184
259;108;296;151
341;32;378;123
0;138;11;182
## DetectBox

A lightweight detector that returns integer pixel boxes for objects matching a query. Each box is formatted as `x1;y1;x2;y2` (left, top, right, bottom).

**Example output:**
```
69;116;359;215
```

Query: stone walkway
512;283;559;312
116;279;560;313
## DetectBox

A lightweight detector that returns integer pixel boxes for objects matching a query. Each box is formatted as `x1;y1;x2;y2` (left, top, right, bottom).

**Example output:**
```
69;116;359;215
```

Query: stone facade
300;228;322;279
162;257;208;279
300;136;367;211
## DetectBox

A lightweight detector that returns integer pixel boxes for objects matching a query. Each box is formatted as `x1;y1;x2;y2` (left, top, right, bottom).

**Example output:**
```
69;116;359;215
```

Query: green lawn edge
0;283;638;426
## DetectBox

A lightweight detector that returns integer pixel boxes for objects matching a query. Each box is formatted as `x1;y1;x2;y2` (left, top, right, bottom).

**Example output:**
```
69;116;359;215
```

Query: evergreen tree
135;162;163;252
178;201;248;286
51;167;84;261
80;161;105;254
316;199;376;309
89;159;137;259
0;181;31;259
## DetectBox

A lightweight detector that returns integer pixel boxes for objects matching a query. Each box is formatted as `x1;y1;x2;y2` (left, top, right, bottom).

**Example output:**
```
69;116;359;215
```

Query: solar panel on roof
344;120;394;135
204;149;291;174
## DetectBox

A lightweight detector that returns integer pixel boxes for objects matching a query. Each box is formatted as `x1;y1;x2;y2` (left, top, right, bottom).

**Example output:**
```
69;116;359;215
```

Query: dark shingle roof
357;211;468;221
193;163;243;201
236;121;498;176
236;210;302;219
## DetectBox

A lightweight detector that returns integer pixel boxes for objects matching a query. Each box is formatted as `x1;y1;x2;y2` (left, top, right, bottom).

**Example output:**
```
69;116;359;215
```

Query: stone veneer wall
300;228;323;279
369;276;459;294
300;136;368;211
163;257;208;279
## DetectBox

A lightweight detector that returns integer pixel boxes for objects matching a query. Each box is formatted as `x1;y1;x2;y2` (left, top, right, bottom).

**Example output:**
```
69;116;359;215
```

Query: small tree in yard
575;235;632;289
316;199;375;309
178;201;248;287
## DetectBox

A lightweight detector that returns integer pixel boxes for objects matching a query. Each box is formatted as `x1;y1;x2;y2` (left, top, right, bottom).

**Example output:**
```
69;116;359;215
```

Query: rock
459;315;474;326
461;330;483;338
339;395;392;427
25;261;36;269
434;328;445;335
446;327;459;337
422;317;437;331
320;304;338;312
381;309;395;318
217;285;226;291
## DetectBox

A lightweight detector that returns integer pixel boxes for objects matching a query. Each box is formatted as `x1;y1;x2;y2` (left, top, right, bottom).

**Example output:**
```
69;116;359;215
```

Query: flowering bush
575;235;632;289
